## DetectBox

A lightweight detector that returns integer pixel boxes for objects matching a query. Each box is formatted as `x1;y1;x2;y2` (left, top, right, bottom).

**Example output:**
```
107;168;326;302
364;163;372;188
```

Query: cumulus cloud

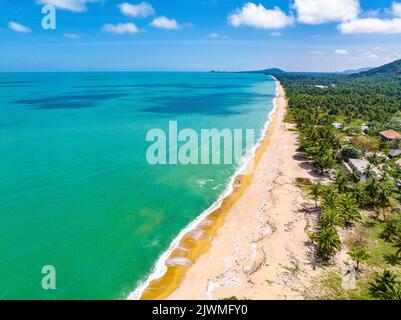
339;18;401;34
393;2;401;17
37;0;99;12
337;1;401;34
309;50;326;55
359;50;379;59
151;16;181;30
228;3;294;29
335;49;349;55
271;32;283;37
118;2;155;18
208;32;228;39
102;23;139;34
8;21;31;33
294;0;360;25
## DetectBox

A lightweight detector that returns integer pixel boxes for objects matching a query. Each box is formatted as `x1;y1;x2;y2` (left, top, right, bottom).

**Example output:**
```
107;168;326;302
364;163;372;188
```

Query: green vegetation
277;59;401;300
347;248;370;271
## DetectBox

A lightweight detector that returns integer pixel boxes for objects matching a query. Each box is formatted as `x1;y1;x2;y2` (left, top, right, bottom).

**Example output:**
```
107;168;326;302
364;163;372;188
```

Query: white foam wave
127;77;280;300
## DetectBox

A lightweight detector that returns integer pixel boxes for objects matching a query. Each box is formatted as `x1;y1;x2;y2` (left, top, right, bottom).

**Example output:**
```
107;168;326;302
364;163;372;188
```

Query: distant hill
340;67;372;75
211;68;286;75
352;59;401;77
242;68;286;75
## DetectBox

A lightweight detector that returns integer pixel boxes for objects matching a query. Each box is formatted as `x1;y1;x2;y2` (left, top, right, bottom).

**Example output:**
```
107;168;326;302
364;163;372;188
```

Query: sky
1;0;401;72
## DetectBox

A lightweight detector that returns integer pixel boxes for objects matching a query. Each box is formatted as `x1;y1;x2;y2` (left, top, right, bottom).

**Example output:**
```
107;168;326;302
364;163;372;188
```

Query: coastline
168;81;320;300
129;77;281;300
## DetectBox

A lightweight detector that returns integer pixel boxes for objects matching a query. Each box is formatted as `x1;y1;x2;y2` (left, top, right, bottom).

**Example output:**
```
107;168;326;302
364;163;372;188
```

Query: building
344;158;381;183
332;122;344;130
388;149;401;158
379;130;401;141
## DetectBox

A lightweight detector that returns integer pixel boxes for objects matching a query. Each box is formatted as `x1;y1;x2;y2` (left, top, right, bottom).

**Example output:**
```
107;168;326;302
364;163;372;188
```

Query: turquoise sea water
0;72;276;299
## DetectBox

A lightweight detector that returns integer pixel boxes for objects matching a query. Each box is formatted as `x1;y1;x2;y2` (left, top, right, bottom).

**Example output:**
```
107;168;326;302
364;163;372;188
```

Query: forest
275;59;401;300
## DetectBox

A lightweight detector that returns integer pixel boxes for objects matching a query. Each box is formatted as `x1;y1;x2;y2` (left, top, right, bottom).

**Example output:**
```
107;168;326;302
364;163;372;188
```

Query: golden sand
139;83;282;300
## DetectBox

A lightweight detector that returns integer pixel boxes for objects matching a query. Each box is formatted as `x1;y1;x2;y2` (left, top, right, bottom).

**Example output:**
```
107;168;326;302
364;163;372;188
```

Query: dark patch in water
141;92;271;115
74;83;249;90
0;122;17;128
0;81;40;85
14;93;127;109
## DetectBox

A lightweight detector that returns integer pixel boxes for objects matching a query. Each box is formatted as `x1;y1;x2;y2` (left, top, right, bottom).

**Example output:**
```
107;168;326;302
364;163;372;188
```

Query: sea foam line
127;77;280;300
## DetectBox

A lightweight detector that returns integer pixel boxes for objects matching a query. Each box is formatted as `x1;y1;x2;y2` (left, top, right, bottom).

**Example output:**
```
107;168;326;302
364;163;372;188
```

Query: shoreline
129;78;281;300
168;81;319;300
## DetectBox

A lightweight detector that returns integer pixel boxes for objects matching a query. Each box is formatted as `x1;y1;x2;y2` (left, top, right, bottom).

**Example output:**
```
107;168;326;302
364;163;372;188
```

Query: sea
0;72;276;299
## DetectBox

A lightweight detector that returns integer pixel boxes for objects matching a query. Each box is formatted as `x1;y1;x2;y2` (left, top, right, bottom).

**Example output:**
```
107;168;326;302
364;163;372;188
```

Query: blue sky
1;0;401;72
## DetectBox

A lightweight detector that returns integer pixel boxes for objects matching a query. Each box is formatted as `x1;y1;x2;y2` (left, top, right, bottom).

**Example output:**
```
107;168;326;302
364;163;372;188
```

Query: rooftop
348;159;381;175
389;149;401;158
379;130;401;140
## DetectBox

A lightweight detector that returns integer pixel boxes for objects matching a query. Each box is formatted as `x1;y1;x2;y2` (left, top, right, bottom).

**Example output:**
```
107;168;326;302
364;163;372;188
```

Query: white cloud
228;3;294;29
151;16;181;30
208;32;228;39
271;32;283;37
335;49;349;55
102;23;139;34
359;51;379;59
208;32;220;38
393;2;401;17
294;0;360;25
64;33;80;39
37;0;99;12
118;2;155;18
309;50;326;55
373;46;386;52
8;21;31;33
339;18;401;34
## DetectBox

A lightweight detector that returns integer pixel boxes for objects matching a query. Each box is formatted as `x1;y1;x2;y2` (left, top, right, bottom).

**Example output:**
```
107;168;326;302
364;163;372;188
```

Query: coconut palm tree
351;185;368;207
339;193;361;226
308;183;321;208
347;247;370;271
369;270;399;300
321;188;338;209
368;152;381;166
364;163;377;181
394;238;401;259
320;207;342;228
334;170;349;193
366;177;380;206
350;166;361;183
314;227;342;260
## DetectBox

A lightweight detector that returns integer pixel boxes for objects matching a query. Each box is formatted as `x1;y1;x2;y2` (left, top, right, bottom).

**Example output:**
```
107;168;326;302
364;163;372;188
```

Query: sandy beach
165;81;319;300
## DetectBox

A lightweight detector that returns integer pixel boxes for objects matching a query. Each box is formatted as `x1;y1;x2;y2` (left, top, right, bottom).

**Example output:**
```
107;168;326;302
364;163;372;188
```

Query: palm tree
339;193;361;226
320;207;342;228
368;152;380;165
308;183;321;208
314;227;342;260
321;187;338;209
347;247;370;271
369;270;399;300
334;170;349;193
364;163;377;181
366;177;380;206
350;166;361;183
351;185;368;207
385;283;401;300
394;238;401;259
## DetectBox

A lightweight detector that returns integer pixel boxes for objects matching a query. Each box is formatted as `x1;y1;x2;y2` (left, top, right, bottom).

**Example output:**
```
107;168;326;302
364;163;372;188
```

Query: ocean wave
127;78;279;300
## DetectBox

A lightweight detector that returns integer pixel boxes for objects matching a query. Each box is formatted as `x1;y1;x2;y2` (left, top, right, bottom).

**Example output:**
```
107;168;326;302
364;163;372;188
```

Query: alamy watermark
146;121;257;168
41;265;56;290
41;5;56;30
